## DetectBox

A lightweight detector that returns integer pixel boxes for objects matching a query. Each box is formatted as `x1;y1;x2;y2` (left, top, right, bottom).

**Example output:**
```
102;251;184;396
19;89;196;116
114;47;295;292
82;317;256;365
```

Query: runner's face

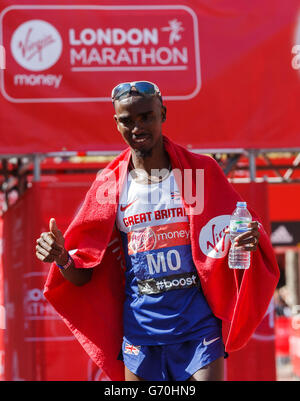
114;95;166;157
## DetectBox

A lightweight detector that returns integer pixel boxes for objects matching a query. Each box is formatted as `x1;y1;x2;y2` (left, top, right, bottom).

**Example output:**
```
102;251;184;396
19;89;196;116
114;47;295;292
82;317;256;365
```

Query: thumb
49;218;62;238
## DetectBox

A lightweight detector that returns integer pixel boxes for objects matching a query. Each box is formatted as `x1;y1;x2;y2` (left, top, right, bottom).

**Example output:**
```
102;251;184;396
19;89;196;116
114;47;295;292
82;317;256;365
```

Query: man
36;81;279;381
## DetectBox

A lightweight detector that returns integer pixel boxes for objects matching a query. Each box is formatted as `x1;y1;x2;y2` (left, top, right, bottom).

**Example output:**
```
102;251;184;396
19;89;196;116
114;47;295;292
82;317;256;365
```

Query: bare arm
35;218;93;286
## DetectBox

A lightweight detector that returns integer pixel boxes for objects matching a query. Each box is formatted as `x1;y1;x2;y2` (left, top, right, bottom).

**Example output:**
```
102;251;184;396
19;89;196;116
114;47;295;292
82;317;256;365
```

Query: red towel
44;136;279;381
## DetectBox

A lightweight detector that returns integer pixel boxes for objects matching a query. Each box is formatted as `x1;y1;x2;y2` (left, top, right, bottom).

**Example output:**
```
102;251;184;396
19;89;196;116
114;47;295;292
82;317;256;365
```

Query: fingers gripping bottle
228;201;252;269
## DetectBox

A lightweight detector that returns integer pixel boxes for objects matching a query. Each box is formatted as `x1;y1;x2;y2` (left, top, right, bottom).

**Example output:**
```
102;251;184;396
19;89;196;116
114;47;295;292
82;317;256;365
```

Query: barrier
224;182;276;380
275;316;291;358
224;301;276;381
290;315;300;377
0;217;4;380
1;181;107;380
0;180;276;380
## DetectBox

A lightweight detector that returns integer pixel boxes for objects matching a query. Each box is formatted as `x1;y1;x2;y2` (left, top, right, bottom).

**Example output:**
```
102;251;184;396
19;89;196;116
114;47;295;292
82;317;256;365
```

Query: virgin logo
199;215;230;259
20;27;55;61
129;227;157;254
10;19;62;71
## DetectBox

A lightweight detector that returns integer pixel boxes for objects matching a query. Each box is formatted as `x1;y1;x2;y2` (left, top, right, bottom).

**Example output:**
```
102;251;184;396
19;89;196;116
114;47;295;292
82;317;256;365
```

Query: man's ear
113;114;121;133
161;105;167;122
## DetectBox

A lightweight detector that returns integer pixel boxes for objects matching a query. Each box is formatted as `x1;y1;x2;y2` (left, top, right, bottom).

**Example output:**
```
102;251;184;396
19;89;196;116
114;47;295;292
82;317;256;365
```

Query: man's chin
133;147;153;159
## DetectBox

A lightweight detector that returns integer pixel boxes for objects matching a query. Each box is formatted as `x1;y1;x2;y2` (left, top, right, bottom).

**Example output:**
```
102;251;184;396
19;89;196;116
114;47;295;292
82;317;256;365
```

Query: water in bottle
228;201;252;269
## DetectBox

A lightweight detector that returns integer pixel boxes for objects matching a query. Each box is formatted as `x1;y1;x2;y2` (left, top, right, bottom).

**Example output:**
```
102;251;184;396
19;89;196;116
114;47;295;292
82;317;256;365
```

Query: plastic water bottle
228;201;252;269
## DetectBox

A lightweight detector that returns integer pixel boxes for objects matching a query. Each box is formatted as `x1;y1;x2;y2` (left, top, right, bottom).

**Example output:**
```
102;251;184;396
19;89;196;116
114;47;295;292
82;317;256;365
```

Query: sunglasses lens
134;82;157;95
112;81;161;101
112;83;131;100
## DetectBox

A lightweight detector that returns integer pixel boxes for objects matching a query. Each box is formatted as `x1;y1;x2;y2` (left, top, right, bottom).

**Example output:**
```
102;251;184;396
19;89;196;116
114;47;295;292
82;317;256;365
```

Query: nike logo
203;336;220;346
120;199;138;212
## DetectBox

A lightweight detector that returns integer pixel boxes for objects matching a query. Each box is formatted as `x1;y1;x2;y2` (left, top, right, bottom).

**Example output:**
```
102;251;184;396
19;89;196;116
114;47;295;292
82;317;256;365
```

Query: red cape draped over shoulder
44;136;279;381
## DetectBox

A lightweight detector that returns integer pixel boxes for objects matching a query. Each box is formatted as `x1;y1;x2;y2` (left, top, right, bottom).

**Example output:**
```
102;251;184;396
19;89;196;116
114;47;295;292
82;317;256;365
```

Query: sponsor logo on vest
137;272;199;295
120;199;138;212
128;226;157;254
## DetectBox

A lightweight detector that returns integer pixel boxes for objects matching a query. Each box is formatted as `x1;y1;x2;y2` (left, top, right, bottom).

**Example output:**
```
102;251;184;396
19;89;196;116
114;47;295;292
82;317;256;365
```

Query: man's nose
131;122;143;134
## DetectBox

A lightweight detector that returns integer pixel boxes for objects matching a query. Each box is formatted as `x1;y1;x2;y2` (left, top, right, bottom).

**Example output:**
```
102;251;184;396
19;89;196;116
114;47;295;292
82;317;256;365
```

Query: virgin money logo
199;215;230;259
10;19;62;71
1;5;200;102
129;227;157;254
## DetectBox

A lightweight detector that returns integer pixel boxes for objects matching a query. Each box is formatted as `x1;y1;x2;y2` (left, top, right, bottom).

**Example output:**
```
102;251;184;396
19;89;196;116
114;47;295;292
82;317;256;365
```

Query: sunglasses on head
111;81;162;102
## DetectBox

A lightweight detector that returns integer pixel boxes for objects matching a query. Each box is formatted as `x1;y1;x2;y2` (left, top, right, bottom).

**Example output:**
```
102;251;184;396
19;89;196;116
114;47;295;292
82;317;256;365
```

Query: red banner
1;0;300;153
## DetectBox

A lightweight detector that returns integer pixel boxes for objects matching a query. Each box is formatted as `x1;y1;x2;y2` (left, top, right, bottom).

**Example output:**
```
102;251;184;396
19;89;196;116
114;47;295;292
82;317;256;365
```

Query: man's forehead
114;95;160;115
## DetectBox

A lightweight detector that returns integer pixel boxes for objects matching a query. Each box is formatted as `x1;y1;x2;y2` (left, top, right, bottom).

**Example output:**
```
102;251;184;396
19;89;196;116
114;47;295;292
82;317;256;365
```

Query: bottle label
230;220;251;233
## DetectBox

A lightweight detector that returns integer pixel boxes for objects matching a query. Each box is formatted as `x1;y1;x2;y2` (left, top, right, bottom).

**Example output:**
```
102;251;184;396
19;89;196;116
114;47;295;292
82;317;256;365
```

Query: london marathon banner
1;0;300;153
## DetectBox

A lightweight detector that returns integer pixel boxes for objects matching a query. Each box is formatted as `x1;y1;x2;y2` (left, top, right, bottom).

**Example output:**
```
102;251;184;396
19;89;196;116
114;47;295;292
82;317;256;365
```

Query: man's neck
130;146;170;175
129;138;171;184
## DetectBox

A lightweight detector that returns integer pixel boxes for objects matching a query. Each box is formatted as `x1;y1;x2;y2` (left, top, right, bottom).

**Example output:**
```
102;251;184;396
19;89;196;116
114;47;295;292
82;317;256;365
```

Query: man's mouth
131;134;150;145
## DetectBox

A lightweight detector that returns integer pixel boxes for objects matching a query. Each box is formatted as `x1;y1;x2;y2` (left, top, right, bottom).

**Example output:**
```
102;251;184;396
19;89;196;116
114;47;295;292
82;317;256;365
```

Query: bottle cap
237;201;247;207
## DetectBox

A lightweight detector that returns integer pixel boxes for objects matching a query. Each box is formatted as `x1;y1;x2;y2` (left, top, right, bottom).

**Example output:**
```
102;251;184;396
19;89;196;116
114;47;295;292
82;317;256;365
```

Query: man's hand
36;218;93;286
35;218;68;265
226;221;261;252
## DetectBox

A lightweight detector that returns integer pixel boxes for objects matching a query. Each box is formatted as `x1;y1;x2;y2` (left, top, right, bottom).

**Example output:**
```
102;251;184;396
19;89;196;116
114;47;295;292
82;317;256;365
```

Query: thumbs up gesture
36;218;68;265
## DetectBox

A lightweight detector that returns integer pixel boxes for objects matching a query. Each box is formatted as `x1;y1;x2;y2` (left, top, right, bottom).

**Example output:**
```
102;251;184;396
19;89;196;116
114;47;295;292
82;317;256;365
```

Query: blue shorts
121;333;226;381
